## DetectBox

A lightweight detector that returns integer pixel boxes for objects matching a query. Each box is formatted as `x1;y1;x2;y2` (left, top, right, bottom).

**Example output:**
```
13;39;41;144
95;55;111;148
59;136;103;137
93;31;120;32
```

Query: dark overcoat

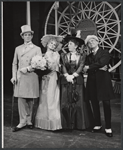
85;47;115;101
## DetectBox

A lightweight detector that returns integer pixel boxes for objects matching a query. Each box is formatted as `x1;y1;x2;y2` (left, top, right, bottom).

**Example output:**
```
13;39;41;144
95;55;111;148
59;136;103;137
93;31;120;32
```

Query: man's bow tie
24;42;33;48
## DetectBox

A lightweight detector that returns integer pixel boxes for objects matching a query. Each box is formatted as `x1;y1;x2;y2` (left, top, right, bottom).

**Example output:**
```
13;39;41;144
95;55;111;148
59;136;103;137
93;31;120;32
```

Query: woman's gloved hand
66;75;74;84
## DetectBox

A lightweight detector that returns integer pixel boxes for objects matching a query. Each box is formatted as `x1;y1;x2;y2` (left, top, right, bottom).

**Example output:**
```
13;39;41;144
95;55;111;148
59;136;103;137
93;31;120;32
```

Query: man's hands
19;66;35;73
83;65;89;72
83;65;108;72
11;66;36;84
99;65;108;71
19;67;27;74
10;77;17;84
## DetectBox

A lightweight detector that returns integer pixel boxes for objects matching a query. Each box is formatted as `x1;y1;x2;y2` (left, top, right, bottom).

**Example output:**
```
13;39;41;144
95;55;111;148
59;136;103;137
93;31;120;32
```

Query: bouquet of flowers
31;55;47;70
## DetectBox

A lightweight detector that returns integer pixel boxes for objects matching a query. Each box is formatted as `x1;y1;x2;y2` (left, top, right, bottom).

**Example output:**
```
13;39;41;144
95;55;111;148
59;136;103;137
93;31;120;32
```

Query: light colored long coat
12;43;42;98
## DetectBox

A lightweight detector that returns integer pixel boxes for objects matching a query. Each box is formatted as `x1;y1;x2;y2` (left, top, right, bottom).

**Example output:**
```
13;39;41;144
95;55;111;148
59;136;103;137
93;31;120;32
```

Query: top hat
85;35;99;44
41;34;64;48
63;30;85;46
20;25;34;36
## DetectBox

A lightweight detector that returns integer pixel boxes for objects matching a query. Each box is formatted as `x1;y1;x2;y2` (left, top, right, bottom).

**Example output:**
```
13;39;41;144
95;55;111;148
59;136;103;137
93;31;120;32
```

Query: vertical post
68;1;72;34
54;1;59;35
1;1;4;148
27;1;31;25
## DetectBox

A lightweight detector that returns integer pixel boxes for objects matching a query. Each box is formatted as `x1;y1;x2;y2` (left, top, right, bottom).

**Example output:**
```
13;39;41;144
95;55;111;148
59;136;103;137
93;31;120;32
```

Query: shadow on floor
3;93;121;148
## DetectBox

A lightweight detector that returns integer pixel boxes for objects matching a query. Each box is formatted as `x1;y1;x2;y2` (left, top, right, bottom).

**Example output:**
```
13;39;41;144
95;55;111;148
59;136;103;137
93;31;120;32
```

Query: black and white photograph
2;1;121;148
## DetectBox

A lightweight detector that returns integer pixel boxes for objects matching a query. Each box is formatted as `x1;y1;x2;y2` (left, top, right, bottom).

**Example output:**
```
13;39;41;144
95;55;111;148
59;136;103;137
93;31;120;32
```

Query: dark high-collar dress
60;52;93;130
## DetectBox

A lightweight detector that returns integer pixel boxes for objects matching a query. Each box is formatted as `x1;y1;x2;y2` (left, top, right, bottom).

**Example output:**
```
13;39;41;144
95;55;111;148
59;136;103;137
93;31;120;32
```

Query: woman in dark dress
60;32;93;130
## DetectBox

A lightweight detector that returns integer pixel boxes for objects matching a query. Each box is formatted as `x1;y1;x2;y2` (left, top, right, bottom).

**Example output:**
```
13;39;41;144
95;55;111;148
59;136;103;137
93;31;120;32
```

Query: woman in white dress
35;35;63;130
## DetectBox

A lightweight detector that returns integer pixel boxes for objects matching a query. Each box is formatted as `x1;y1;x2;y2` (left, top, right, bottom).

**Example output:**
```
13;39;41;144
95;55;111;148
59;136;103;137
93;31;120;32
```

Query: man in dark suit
83;35;115;137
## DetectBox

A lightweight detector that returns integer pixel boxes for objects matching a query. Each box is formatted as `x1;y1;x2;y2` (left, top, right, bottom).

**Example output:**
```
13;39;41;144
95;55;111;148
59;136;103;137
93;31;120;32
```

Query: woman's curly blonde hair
41;34;63;48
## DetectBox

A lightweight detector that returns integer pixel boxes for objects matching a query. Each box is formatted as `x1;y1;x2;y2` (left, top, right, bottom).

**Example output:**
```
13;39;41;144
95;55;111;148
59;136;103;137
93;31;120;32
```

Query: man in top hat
83;35;115;137
11;25;42;132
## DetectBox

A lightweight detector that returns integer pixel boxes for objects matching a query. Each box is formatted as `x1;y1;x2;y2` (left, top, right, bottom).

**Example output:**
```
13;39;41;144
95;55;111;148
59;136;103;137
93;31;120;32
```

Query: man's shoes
12;124;33;132
12;126;26;132
105;129;113;137
91;126;102;133
26;124;34;129
105;132;113;137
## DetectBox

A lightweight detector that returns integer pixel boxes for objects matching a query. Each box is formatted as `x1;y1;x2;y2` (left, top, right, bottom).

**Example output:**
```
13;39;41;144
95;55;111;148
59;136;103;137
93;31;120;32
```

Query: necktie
71;53;77;61
70;53;72;62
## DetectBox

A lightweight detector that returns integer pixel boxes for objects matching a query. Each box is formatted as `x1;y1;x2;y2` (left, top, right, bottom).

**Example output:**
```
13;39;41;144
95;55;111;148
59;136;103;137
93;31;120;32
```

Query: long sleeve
27;47;42;72
88;49;111;71
46;51;60;72
55;53;60;72
76;53;86;74
12;48;18;79
36;47;42;56
60;53;68;74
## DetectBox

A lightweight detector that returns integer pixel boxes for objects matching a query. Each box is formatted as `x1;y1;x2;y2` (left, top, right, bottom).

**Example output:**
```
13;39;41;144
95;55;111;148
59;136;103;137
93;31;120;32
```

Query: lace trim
35;118;62;131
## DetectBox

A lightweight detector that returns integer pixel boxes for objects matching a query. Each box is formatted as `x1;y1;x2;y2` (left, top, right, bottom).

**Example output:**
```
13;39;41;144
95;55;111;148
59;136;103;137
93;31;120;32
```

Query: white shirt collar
24;41;32;45
92;46;99;53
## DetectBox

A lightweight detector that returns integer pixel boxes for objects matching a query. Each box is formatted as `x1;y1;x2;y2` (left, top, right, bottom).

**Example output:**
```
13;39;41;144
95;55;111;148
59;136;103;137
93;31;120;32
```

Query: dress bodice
67;60;77;74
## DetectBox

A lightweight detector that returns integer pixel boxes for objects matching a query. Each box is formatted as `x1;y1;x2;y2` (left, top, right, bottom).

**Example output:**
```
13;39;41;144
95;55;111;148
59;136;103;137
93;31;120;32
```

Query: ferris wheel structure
44;1;121;72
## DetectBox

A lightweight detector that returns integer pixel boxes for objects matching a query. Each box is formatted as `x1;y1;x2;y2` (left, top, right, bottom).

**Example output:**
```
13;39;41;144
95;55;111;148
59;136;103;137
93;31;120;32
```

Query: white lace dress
35;50;62;130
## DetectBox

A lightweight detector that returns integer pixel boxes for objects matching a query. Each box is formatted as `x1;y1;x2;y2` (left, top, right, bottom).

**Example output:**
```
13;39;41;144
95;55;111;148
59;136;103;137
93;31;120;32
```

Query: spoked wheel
45;1;121;72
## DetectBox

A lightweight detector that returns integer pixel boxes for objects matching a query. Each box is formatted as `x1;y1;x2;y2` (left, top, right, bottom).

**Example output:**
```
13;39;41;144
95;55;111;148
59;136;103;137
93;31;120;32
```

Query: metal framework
45;1;121;73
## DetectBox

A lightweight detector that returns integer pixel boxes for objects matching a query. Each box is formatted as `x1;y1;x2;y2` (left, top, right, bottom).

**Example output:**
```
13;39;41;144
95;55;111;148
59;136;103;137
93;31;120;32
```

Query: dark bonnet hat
63;29;85;46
